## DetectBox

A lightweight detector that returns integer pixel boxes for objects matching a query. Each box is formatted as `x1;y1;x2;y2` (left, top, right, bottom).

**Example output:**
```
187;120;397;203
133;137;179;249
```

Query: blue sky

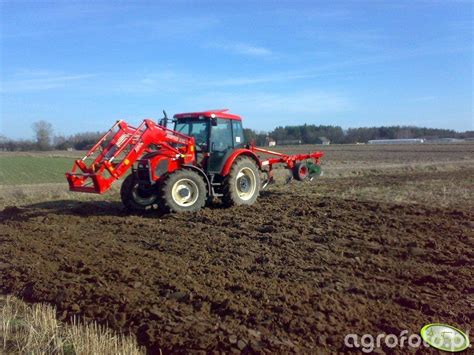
0;0;472;139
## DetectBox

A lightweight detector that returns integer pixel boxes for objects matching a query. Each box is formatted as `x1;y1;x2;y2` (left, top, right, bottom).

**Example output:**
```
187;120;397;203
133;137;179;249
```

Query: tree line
0;120;105;151
245;124;474;145
1;120;473;151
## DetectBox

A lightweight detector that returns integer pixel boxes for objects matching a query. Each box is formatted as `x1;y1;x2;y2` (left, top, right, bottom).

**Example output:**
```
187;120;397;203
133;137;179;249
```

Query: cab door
208;118;234;173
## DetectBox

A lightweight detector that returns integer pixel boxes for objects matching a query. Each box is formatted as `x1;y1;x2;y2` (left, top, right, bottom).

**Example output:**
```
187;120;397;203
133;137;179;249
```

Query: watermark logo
420;323;470;352
344;327;470;353
344;331;425;353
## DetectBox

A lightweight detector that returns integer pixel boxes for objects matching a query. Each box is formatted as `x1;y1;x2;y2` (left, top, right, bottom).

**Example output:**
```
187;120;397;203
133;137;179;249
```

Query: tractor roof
173;109;241;121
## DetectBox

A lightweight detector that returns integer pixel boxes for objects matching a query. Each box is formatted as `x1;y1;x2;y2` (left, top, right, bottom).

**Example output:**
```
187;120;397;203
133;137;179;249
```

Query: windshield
175;118;209;147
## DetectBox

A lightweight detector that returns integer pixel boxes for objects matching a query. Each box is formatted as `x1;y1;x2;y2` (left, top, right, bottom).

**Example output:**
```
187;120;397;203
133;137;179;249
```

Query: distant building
268;139;276;147
368;138;425;145
316;137;330;145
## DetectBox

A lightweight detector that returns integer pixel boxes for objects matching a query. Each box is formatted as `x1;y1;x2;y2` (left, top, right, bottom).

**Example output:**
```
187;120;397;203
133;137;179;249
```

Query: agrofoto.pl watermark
344;324;470;353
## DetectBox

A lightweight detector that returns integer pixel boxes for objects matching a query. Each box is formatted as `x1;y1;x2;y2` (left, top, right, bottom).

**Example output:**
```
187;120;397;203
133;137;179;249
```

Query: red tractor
66;109;324;213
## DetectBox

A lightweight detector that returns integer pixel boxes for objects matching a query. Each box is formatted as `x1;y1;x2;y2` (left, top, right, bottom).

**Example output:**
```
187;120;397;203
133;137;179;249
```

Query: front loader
66;109;324;213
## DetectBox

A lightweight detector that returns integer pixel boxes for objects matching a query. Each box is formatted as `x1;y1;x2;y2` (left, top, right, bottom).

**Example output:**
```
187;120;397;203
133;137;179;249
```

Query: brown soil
0;170;473;353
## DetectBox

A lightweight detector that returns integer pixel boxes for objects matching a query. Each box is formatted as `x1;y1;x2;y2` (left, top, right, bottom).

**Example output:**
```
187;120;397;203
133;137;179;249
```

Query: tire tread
222;156;260;207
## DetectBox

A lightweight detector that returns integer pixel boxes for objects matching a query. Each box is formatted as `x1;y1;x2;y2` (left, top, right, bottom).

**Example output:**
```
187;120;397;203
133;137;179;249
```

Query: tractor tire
222;156;260;207
121;174;159;211
160;169;207;213
293;161;309;181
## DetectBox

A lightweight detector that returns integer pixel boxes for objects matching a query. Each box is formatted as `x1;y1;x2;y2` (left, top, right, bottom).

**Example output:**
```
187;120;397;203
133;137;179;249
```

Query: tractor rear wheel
121;174;158;211
222;156;260;206
160;169;207;213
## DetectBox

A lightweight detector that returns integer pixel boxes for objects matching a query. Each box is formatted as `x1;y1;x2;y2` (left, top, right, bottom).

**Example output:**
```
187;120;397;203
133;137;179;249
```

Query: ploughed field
0;144;473;352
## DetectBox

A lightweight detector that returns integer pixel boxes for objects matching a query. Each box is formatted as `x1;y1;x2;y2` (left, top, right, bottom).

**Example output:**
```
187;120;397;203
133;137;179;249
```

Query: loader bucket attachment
66;117;195;195
66;120;149;194
66;160;115;193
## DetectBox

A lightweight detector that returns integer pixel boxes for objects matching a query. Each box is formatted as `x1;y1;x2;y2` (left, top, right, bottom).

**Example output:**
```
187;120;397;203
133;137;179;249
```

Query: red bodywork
174;109;242;121
66;110;324;195
251;146;323;170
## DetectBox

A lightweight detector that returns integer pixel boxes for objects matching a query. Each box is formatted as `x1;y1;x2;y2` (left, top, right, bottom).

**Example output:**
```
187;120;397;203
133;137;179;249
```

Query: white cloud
231;43;272;56
207;72;315;86
188;91;349;113
111;66;344;94
180;90;351;130
0;71;95;93
208;42;272;56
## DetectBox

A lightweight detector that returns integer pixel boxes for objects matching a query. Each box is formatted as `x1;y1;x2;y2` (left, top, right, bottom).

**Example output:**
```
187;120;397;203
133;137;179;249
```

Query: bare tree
32;120;53;151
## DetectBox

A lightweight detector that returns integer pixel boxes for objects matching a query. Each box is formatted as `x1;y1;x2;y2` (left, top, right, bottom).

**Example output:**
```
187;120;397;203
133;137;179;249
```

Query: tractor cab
173;110;245;173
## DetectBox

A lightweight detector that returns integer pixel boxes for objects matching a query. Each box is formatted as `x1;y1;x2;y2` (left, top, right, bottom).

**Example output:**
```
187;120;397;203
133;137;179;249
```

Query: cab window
174;118;209;150
211;119;233;151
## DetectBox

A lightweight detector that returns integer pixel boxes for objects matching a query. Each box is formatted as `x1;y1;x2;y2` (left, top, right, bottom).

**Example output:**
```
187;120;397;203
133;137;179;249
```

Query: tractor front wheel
222;156;260;206
121;174;158;211
160;169;207;213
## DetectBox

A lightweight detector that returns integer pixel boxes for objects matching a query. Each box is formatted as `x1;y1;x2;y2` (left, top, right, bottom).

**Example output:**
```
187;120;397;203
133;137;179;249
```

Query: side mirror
160;110;169;127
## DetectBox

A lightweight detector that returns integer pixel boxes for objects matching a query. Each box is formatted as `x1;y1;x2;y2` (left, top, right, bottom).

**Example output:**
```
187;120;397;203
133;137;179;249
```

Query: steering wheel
195;141;208;152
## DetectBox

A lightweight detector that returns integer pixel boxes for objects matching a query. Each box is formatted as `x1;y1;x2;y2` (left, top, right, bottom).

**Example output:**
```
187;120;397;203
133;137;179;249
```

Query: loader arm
66;119;194;193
